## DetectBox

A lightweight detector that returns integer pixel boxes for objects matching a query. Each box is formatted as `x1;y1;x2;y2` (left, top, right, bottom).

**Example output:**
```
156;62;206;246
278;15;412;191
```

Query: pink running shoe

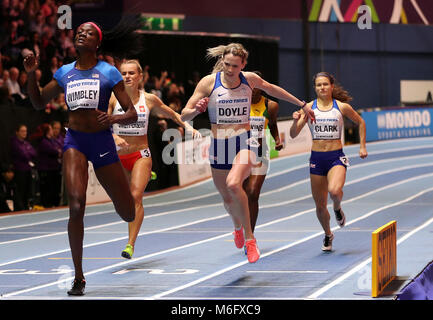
233;227;245;248
245;239;260;263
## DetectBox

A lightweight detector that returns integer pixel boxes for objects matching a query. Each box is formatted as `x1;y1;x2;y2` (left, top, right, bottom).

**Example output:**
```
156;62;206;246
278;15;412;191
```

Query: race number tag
250;116;266;138
339;156;350;166
140;148;151;158
66;79;100;110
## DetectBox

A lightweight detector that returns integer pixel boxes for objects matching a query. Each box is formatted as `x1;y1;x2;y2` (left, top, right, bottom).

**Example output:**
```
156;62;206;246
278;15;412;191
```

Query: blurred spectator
30;11;46;35
39;27;56;66
18;69;27;95
0;69;9;87
10;124;36;210
6;66;26;103
5;20;27;65
58;30;74;58
0;163;25;213
24;0;41;23
50;120;65;148
186;70;200;98
41;55;58;86
35;123;62;207
27;31;42;58
40;0;56;18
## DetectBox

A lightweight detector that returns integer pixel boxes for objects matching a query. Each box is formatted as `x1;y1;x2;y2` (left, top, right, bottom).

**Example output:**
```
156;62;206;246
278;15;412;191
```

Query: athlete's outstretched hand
195;97;209;113
302;103;316;123
22;51;39;73
292;111;304;121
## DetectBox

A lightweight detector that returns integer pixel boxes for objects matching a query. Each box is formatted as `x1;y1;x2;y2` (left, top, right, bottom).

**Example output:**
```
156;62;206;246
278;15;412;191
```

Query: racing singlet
54;60;123;112
308;99;344;140
250;96;270;138
112;90;149;136
207;72;252;125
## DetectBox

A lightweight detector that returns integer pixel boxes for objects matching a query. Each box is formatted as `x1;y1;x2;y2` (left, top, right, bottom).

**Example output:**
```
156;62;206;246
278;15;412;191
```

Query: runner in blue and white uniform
181;43;315;263
290;71;368;252
23;20;143;296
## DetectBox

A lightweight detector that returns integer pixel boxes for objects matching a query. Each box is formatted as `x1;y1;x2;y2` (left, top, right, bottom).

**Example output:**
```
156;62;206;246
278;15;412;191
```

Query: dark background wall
2;0;433;164
181;16;433;117
64;0;433;116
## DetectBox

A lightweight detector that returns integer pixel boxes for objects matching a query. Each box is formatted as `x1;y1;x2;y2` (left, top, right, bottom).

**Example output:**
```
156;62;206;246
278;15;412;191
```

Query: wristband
300;101;307;109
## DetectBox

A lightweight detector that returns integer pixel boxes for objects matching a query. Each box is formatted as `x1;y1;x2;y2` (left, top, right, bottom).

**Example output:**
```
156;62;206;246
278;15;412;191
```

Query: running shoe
233;227;245;249
334;208;346;228
121;244;134;259
321;233;334;251
245;239;260;263
67;278;86;296
151;171;157;180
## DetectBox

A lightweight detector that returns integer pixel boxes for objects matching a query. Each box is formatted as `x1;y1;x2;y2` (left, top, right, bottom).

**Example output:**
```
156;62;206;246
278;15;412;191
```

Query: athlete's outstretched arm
246;72;315;123
23;53;63;110
147;94;200;138
267;99;283;150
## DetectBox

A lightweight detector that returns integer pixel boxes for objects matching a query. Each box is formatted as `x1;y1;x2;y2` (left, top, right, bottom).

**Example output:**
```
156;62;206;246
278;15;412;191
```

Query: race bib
66;79;100;110
250;116;266;138
215;98;250;124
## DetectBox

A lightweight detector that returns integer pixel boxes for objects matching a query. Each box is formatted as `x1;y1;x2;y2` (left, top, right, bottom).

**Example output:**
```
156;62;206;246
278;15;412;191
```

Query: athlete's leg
243;172;266;233
211;168;241;228
127;157;153;247
63;148;89;281
310;173;332;236
327;165;346;211
226;149;256;240
94;162;135;223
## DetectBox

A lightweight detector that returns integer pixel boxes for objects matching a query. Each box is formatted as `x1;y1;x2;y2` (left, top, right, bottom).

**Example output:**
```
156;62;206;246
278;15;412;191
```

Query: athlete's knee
68;194;86;221
226;176;243;195
328;187;343;200
131;189;144;205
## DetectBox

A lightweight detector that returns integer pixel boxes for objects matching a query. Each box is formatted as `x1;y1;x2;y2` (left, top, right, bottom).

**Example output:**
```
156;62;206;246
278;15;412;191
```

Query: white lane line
2;177;432;299
246;270;328;274
3;151;432;233
1;139;432;222
0;214;227;268
151;186;433;300
307;213;433;299
3;158;432;246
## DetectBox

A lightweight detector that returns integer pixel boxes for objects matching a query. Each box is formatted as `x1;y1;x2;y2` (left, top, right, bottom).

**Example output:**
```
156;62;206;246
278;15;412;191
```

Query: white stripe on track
3;173;431;299
151;186;433;299
307;211;433;299
3;151;432;232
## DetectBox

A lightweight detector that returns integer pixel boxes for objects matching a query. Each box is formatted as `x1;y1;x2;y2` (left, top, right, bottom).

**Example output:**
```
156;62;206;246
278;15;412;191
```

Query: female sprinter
290;71;367;251
243;76;283;235
181;43;315;263
24;20;142;295
108;59;198;259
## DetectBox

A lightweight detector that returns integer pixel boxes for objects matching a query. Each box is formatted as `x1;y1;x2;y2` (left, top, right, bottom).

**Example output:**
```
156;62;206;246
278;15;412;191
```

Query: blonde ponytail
206;43;249;73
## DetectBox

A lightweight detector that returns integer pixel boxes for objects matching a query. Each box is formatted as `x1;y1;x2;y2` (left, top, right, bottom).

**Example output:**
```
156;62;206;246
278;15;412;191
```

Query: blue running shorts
63;128;120;169
209;130;259;170
309;149;349;176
